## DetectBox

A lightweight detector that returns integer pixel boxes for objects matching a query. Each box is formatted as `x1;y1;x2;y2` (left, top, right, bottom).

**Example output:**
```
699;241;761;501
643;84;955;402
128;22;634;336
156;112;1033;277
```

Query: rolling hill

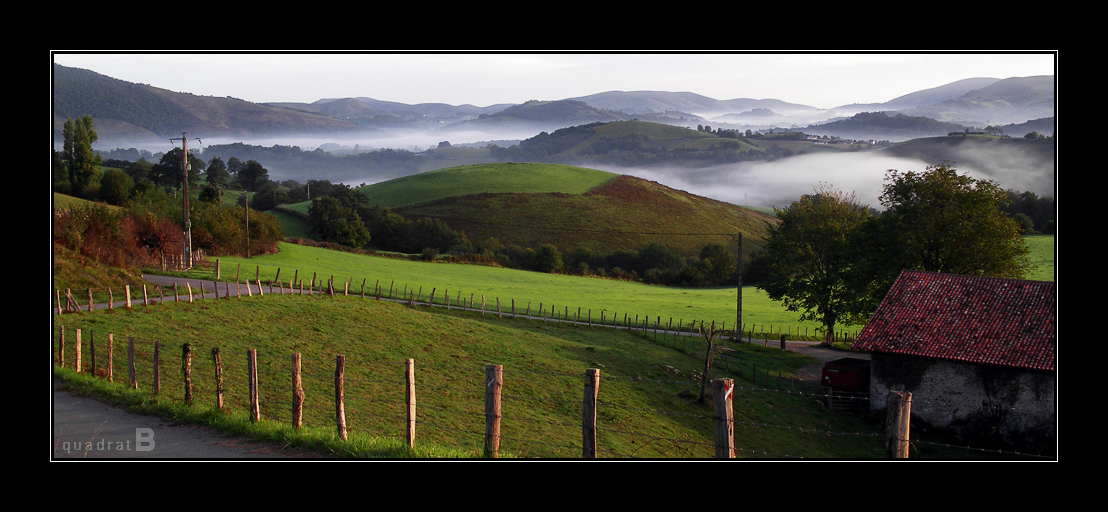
384;165;776;259
356;163;618;208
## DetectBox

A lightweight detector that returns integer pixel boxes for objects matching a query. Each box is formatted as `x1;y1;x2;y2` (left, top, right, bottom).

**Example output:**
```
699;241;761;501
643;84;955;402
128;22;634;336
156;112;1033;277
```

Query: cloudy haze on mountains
51;52;1055;112
51;52;1056;208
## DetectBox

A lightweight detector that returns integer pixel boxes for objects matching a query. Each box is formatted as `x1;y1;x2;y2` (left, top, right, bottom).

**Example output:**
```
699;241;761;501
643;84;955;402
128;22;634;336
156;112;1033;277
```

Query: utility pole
170;132;201;269
243;193;250;258
735;232;742;340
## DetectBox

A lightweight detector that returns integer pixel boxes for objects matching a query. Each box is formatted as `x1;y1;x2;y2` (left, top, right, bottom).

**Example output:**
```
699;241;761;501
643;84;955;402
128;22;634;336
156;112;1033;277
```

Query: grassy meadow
194;241;840;340
52;289;893;458
188;232;1053;343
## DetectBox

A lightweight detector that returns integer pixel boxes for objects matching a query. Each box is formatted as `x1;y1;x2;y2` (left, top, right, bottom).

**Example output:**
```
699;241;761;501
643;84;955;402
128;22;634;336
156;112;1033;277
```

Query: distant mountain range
51;62;1055;147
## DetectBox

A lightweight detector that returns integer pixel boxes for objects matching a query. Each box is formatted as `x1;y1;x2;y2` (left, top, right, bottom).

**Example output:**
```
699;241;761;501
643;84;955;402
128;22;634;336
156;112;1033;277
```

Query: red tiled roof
852;270;1055;371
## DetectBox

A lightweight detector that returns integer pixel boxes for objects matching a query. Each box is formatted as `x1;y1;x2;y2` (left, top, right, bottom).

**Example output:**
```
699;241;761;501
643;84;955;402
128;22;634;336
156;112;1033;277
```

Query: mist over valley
53;62;1055;210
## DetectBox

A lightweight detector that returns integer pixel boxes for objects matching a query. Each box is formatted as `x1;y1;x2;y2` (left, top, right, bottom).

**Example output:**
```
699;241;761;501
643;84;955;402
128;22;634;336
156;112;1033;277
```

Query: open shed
852;270;1055;447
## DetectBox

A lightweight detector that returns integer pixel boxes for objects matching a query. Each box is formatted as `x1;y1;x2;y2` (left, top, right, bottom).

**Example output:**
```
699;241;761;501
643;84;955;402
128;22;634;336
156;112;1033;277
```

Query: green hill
356;163;618;208
281;162;774;261
395;170;776;259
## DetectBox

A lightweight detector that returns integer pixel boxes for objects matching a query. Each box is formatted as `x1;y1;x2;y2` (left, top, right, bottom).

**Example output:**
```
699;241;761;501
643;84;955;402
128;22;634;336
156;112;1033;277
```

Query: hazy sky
51;51;1057;109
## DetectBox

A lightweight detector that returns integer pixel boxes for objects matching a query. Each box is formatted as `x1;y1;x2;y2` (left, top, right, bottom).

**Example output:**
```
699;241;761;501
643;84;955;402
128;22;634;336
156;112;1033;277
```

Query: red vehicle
821;357;871;391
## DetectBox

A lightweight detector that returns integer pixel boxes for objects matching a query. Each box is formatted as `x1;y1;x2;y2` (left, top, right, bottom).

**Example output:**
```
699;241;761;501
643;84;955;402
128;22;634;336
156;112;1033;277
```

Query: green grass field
52;291;893;458
1024;234;1056;282
186;231;1054;343
197;241;847;340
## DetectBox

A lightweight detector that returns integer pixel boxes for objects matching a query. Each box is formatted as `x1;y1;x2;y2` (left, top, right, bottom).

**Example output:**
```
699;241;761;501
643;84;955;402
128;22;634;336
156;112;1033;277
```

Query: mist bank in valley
91;123;1055;216
595;148;1054;212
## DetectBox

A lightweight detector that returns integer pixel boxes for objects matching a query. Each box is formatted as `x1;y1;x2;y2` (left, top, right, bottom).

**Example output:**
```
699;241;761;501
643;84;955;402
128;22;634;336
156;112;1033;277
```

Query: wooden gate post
212;348;223;409
292;353;303;429
335;354;347;440
484;364;503;458
153;341;160;394
406;359;416;448
182;343;193;405
128;338;137;389
885;390;912;459
247;349;259;422
106;334;114;383
582;368;600;458
713;379;735;458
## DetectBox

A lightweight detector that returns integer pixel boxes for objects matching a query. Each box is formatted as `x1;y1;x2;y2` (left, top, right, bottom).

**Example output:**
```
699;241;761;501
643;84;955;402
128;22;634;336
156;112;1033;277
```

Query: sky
50;51;1057;110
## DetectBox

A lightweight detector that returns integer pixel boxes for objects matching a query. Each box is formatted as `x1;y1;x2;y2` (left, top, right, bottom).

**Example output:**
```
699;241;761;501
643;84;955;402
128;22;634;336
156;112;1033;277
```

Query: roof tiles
852;270;1055;371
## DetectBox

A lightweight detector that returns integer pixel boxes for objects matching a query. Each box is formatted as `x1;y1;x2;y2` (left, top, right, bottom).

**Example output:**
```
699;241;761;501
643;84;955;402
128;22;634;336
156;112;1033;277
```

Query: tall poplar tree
62;115;100;196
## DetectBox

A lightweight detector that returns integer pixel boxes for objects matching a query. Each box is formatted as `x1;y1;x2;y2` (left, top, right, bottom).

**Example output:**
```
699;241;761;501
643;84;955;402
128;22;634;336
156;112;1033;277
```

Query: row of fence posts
56;258;861;342
54;326;913;458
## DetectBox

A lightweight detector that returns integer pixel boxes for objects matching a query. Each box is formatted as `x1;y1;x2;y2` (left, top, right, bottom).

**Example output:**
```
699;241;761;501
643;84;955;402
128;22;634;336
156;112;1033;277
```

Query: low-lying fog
95;127;1055;212
599;149;1055;211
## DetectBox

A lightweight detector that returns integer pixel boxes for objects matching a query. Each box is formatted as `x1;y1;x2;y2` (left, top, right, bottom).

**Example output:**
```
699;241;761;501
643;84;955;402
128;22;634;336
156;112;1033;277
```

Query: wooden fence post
335;354;347;441
583;368;600;459
125;285;132;309
106;334;113;383
212;348;223;409
292;353;303;429
153;340;160;394
247;349;259;422
89;332;96;376
74;329;82;373
128;337;137;389
885;390;912;459
713;379;735;458
406;359;416;449
57;326;65;368
182;343;193;405
484;364;503;458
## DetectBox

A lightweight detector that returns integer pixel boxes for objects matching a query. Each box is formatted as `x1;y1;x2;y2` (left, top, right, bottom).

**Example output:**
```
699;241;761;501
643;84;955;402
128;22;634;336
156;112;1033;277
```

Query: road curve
51;378;324;459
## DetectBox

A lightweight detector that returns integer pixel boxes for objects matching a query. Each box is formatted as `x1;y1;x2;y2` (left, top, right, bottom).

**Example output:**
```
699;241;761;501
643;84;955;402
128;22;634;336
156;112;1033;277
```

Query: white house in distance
852;270;1055;451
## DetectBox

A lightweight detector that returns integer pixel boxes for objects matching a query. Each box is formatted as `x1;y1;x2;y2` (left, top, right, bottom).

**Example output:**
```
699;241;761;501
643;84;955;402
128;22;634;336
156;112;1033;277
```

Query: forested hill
52;64;364;142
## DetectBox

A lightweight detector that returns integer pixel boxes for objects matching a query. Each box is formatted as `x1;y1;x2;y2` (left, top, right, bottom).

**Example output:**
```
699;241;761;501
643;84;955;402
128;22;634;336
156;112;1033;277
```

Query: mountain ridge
51;62;1054;147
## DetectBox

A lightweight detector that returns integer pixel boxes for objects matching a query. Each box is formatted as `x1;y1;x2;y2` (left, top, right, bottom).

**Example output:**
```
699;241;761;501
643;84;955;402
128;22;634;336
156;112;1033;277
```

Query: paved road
51;378;324;459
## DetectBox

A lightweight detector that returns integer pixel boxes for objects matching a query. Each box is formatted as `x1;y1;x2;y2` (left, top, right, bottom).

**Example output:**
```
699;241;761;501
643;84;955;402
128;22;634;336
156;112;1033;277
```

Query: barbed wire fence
52;326;1054;459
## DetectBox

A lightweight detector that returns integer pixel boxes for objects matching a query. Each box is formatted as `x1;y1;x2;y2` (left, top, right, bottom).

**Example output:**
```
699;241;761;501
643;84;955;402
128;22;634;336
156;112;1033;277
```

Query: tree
98;168;134;206
757;185;873;337
236;160;270;192
62;116;101;197
534;244;564;273
308;196;371;248
698;243;736;286
150;148;203;189
205;156;230;187
876;163;1031;279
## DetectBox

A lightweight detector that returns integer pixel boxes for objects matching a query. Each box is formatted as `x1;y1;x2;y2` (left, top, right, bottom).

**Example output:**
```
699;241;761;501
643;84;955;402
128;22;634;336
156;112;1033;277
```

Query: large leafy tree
308;196;371;248
757;185;873;337
61;115;101;196
150;148;203;189
875;164;1031;279
236;160;270;192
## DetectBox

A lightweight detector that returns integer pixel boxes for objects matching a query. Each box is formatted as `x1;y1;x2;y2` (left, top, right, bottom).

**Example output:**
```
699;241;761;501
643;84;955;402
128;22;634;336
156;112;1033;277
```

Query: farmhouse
852;270;1055;448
